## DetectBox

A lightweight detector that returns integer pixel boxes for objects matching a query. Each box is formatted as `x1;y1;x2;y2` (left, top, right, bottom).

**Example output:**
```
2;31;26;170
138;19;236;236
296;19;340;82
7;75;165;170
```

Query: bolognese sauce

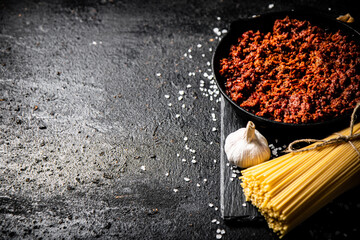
219;16;360;124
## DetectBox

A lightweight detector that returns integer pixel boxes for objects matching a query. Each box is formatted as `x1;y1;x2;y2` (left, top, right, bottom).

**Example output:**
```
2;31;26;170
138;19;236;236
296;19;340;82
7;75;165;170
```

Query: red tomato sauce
219;16;360;124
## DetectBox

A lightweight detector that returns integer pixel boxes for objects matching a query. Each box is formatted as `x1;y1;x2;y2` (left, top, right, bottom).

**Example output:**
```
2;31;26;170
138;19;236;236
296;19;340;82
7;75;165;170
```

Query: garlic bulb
225;121;270;168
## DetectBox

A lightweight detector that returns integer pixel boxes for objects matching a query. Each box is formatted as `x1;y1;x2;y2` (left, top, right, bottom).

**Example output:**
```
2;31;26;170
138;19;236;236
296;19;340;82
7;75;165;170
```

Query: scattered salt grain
216;229;221;234
168;103;172;107
182;104;185;108
212;127;217;132
165;172;169;177
173;189;179;193
268;3;274;9
221;29;228;34
191;159;197;164
216;16;221;21
215;207;218;211
211;219;217;223
184;177;190;182
186;84;192;88
209;47;212;52
188;48;192;53
179;90;185;95
242;203;247;207
182;158;186;162
216;234;222;239
197;44;202;48
202;54;205;57
196;183;201;187
203;178;208;182
209;203;214;208
175;114;180;118
156;73;161;77
164;94;170;99
206;61;211;66
220;229;225;235
184;136;188;141
176;153;180;157
213;27;221;36
140;165;146;171
178;96;183;101
92;41;97;45
230;178;234;182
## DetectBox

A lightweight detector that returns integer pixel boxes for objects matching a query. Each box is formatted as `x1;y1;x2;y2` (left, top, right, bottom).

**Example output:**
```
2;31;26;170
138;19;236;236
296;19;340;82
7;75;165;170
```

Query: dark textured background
1;0;359;239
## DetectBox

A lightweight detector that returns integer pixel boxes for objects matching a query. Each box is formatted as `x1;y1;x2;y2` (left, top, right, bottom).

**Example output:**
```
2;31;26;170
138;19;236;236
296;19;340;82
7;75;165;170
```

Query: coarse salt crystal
175;114;180;118
184;177;190;182
184;136;188;141
182;104;185;108
206;61;211;66
242;203;247;206
216;229;221;234
92;41;97;45
156;73;161;77
179;90;185;95
211;219;217;223
209;47;212;52
188;48;192;52
140;165;146;171
197;44;202;48
212;127;217;132
164;94;170;99
191;159;197;164
165;172;169;176
268;3;274;9
217;16;221;20
221;230;225;235
209;203;214;207
173;189;179;193
189;55;192;59
182;158;186;162
216;234;222;239
203;178;207;182
178;96;183;101
215;207;218;211
196;183;200;187
168;103;172;107
202;54;205;57
187;84;192;88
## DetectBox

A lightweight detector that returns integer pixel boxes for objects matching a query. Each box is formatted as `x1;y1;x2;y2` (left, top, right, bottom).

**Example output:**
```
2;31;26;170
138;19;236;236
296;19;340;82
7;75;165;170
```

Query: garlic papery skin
224;121;271;168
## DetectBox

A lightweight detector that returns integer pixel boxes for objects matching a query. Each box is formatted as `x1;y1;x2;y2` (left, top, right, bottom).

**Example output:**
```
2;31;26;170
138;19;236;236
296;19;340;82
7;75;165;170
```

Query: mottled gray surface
1;0;359;239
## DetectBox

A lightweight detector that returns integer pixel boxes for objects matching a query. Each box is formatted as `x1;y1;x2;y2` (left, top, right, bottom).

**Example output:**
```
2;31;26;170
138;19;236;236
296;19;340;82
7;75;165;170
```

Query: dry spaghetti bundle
241;122;360;238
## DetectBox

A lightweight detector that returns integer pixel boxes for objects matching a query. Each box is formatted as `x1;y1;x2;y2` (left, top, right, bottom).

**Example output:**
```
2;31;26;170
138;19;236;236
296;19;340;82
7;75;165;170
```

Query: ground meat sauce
219;16;360;124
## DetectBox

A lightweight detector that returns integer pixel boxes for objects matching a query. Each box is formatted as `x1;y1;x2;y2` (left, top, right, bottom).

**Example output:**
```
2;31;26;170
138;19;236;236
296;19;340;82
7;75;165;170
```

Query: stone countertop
1;0;359;239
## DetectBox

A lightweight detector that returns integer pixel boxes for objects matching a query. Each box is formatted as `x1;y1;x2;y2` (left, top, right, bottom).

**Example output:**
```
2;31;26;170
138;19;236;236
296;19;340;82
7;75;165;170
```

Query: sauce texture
220;16;360;124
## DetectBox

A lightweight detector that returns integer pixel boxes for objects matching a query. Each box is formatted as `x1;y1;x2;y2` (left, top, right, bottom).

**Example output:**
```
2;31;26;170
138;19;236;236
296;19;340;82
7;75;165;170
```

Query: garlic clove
224;121;270;168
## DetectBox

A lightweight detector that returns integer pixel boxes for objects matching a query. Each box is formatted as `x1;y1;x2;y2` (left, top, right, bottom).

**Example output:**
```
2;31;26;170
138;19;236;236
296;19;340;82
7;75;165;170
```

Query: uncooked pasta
241;122;360;238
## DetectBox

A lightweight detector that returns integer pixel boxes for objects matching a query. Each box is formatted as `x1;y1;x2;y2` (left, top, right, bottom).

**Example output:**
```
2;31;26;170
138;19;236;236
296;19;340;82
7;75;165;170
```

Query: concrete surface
1;0;359;239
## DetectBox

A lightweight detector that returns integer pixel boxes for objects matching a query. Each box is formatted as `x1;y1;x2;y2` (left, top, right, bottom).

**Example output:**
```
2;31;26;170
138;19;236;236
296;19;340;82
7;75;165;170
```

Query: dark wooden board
220;96;294;221
220;96;262;221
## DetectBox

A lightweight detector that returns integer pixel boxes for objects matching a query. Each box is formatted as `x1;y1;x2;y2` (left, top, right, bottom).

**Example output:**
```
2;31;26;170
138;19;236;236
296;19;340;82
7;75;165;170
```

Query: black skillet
212;10;360;133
